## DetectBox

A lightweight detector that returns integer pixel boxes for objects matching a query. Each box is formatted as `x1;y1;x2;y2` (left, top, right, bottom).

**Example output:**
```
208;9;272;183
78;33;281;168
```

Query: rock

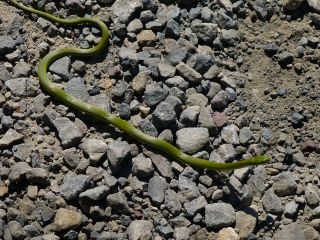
132;71;151;94
8;162;31;183
211;90;229;110
49;56;71;79
158;63;176;78
176;127;209;154
178;176;200;203
191;54;214;75
165;19;181;39
165;189;182;215
239;127;253;145
8;221;26;240
308;0;320;12
66;77;90;102
0;36;16;54
0;128;23;149
180;106;200;127
143;84;168;107
218;144;236;162
107;141;131;170
221;29;240;46
292;151;307;165
107;192;130;214
148;175;168;204
66;0;85;11
144;150;174;179
4;78;27;96
174;227;190;240
127;19;143;33
127;220;153;240
51;208;82;232
221;124;239;145
273;172;297;197
12;62;31;77
176;62;202;84
262;188;284;214
277;51;294;67
303;226;319;240
191;23;218;43
79;139;108;163
235;207;257;239
152;101;177;129
305;183;320;207
132;154;154;178
60;174;91;201
111;0;143;24
205;203;236;229
284;201;299;218
52;117;84;148
184;196;207;217
273;222;306;240
166;47;188;65
186;93;208;107
217;227;240;240
79;186;109;202
137;30;156;47
26;168;49;185
283;0;304;11
198;107;216;132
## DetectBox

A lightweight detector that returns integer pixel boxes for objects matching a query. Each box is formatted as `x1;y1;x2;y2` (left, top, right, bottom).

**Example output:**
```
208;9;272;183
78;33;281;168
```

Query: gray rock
235;207;257;239
138;119;158;137
176;127;209;154
174;227;190;240
283;0;304;11
205;203;236;229
273;172;297;197
262;188;284;214
165;76;189;90
127;19;143;33
207;82;222;99
144;150;174;179
66;77;90;102
239;127;253;145
79;138;108;163
221;29;240;46
165;189;182;215
8;162;31;183
216;9;238;29
148;175;168;204
190;54;214;75
178;176;200;203
169;216;191;228
60;174;91;201
158;63;176;78
0;128;23;149
152;101;177;129
305;183;320;207
198;107;216;132
97;0;115;3
51;208;82;232
107;141;131;170
273;222;306;240
204;65;220;80
4;78;27;96
107;192;130;214
71;60;86;74
127;220;153;240
66;0;85;11
132;71;151;94
52;117;84;148
211;90;229;110
143;84;168;107
191;23;218;43
0;36;16;54
111;0;143;24
132;153;154;178
284;201;299;218
13;62;31;77
176;62;202;84
184;196;207;217
180;106;200;127
119;47;138;67
26;168;49;185
221;124;239;145
165;19;181;39
292;151;307;165
218;144;236;162
187;94;205;111
308;0;320;12
49;56;71;79
166;47;188;65
8;221;26;240
79;186;109;202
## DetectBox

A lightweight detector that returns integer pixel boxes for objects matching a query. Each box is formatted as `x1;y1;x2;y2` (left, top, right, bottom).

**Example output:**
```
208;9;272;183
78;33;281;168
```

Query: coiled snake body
6;0;270;170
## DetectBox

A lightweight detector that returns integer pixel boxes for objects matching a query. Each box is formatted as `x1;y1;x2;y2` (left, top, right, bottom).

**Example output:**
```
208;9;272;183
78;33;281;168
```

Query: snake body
7;0;270;171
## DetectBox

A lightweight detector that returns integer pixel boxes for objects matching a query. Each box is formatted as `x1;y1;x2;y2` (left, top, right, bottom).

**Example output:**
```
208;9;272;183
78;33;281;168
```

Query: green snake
6;0;270;171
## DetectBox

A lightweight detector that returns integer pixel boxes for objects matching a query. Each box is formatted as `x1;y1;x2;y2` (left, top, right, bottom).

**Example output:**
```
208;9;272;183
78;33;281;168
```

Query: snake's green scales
6;0;270;171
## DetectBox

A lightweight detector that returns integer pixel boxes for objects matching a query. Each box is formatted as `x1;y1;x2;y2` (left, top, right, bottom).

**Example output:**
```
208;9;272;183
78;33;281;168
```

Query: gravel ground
0;0;320;239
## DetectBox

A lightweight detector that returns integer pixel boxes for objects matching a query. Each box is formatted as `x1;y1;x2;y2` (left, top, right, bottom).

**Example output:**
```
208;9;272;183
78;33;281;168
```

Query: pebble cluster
0;0;320;239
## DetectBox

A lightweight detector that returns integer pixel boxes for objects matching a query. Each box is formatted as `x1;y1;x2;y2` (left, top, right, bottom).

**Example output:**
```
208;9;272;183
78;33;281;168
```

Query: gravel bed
1;0;320;239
